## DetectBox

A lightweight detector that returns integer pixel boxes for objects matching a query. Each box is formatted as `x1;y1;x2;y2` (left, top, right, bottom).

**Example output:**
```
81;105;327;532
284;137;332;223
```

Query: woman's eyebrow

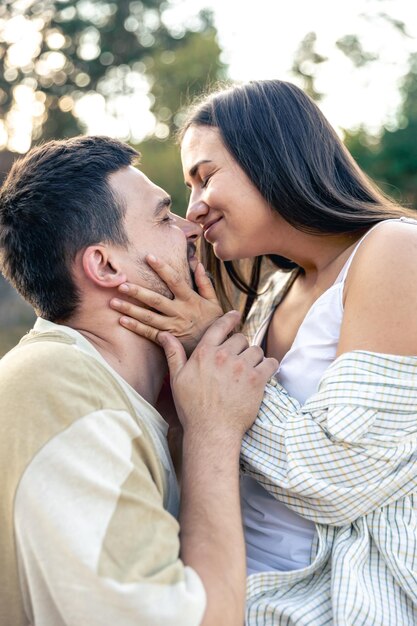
188;159;212;178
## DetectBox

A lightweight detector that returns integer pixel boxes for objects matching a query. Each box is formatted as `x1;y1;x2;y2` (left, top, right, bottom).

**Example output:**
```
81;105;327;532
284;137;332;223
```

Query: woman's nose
186;198;209;225
174;214;202;243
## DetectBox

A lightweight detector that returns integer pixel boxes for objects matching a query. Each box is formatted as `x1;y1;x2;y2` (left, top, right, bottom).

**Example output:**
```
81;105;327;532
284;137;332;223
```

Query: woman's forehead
181;126;224;165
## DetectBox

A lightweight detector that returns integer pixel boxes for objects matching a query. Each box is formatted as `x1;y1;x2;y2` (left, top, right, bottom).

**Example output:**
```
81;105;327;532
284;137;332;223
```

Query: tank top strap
336;217;417;285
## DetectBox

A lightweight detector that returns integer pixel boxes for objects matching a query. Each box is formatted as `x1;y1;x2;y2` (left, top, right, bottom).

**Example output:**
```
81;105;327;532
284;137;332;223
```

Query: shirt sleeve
14;408;206;626
240;351;417;525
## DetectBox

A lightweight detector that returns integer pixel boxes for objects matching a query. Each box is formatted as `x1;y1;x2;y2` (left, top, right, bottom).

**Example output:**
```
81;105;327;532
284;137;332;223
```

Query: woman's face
181;125;282;261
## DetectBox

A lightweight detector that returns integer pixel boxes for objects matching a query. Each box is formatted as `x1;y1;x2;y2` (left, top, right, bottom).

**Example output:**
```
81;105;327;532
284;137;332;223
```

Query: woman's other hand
110;255;223;356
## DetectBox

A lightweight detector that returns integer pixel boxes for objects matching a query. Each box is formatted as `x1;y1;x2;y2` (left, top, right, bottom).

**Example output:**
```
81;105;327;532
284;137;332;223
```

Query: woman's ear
82;245;127;288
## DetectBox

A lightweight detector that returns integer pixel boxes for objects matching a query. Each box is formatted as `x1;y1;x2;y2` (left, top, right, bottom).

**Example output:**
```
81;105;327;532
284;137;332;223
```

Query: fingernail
147;254;157;263
111;298;122;306
119;284;129;292
120;317;130;325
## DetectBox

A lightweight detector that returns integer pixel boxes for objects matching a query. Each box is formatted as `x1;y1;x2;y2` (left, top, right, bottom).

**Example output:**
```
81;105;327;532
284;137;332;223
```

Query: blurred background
1;0;416;356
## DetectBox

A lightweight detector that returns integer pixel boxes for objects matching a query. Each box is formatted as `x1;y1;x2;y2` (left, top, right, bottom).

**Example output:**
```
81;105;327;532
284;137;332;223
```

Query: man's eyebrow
188;159;212;178
154;196;172;216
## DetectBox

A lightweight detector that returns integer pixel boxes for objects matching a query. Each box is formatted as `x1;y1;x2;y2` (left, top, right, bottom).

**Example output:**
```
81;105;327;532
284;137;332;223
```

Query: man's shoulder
0;327;163;500
0;327;134;420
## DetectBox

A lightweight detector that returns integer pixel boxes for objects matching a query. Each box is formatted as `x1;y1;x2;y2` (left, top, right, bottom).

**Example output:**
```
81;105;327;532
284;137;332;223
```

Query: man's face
108;166;201;297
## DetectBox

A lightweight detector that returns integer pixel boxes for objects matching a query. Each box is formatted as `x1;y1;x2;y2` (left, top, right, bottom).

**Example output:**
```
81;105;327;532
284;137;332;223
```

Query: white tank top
242;217;416;575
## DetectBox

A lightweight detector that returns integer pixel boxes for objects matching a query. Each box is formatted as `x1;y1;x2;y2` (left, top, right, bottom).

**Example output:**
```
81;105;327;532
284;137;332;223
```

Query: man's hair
0;135;138;321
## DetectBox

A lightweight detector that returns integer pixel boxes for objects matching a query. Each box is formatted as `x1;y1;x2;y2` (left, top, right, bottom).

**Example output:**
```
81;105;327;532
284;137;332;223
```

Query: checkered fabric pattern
241;348;417;625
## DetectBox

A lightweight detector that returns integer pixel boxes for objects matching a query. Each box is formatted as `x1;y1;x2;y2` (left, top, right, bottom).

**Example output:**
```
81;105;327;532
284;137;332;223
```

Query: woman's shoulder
338;216;417;356
348;217;417;278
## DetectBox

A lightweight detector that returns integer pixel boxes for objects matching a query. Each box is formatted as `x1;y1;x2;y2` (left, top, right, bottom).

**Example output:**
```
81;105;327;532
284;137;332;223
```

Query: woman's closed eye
201;170;217;189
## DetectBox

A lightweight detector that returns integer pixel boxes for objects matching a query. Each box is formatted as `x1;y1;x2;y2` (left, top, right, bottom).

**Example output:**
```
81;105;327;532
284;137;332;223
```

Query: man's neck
66;309;167;406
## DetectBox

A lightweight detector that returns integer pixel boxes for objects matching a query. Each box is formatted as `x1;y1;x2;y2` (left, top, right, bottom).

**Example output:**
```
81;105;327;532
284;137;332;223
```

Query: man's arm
159;311;278;626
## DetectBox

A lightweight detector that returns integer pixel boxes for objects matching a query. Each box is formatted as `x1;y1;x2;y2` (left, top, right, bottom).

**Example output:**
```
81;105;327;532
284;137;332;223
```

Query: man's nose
174;214;202;243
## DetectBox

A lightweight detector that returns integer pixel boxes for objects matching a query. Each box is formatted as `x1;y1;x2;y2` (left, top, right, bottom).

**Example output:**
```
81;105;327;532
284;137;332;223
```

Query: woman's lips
203;217;222;240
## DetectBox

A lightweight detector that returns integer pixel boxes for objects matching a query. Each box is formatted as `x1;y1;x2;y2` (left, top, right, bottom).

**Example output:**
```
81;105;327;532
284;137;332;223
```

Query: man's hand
158;310;278;437
157;312;277;626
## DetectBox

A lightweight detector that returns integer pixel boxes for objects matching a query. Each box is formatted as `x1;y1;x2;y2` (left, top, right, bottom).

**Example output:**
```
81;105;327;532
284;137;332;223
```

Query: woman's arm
242;221;417;524
241;350;417;525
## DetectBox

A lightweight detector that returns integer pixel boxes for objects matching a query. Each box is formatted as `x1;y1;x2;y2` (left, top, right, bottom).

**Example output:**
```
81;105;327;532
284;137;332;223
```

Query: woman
111;80;417;624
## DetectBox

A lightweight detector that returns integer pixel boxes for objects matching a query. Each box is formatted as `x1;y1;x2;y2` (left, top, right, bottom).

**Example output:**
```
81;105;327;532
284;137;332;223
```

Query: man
0;136;277;626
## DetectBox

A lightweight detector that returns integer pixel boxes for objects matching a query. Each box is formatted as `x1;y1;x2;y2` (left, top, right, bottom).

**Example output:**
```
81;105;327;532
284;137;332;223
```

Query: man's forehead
109;165;151;194
109;166;170;216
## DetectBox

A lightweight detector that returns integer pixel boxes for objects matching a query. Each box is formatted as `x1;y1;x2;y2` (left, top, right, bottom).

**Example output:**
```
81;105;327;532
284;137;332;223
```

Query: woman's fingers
194;262;219;303
117;315;160;343
114;284;175;315
146;254;193;299
111;300;171;332
110;259;224;353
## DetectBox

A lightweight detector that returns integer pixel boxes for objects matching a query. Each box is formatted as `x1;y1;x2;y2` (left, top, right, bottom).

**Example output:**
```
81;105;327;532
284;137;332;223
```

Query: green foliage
288;13;417;211
133;22;226;210
291;32;327;100
335;35;378;68
345;54;417;209
136;136;188;216
0;0;225;143
149;22;226;135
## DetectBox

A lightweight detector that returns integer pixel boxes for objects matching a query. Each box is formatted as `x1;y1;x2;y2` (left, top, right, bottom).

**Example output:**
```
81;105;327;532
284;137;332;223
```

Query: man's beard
135;245;193;299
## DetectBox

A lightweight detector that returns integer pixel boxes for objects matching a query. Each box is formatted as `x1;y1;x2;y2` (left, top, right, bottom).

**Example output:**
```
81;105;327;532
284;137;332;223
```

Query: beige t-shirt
0;319;205;626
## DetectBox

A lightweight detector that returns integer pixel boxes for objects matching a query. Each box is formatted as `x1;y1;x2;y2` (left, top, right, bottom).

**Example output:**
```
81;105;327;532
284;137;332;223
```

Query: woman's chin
212;242;232;261
213;241;245;262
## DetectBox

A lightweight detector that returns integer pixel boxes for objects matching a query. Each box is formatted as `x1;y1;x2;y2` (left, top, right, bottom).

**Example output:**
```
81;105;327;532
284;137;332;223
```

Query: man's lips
203;217;222;240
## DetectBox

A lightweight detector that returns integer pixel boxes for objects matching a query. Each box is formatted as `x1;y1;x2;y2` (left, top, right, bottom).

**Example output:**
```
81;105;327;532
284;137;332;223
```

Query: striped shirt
241;330;417;623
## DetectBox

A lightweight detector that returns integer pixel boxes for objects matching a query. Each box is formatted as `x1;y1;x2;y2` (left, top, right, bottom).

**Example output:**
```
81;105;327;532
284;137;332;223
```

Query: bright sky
2;0;417;151
180;0;417;134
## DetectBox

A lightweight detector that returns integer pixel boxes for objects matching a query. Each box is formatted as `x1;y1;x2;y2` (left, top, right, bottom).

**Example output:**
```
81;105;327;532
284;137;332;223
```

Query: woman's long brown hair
181;80;415;322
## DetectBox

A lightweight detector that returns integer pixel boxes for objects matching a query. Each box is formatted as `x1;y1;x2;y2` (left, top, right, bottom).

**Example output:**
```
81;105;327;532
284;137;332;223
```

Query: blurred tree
291;32;327;101
292;8;411;99
345;53;417;209
335;34;378;68
135;23;226;216
137;136;188;216
290;11;416;210
0;0;225;147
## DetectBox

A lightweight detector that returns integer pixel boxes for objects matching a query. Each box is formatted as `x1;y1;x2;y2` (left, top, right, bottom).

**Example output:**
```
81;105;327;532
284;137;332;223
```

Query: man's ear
81;245;127;288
